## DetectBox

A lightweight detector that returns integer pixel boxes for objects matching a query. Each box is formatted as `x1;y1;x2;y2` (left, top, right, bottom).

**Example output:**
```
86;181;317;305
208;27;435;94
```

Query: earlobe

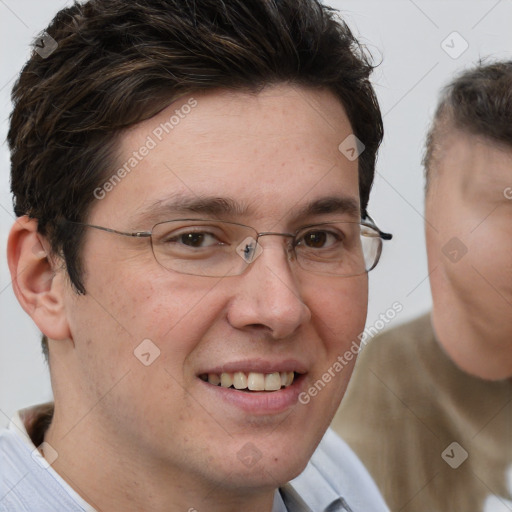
7;216;71;341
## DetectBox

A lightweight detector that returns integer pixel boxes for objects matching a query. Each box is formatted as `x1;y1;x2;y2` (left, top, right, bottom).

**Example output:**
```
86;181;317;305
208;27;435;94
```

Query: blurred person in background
332;60;512;512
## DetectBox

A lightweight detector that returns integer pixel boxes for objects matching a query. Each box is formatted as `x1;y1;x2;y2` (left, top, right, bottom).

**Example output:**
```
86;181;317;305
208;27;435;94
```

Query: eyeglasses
65;217;392;278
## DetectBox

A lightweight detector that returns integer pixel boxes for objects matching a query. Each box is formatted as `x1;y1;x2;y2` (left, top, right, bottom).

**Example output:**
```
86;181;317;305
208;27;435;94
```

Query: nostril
245;324;273;333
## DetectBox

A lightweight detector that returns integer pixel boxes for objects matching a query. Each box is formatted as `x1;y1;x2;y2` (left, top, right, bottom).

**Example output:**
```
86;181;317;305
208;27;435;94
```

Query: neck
42;404;276;512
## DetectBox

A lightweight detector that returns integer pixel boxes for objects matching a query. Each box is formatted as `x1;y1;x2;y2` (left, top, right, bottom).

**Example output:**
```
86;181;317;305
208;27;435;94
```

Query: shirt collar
8;405;98;512
278;483;314;511
281;449;354;512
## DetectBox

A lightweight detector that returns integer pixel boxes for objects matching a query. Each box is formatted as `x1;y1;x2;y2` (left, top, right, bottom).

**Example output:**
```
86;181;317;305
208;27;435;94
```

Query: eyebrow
134;193;360;226
134;194;252;225
293;196;360;221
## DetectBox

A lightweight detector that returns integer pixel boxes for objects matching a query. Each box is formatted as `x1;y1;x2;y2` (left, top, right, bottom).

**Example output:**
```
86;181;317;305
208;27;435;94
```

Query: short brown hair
8;0;383;358
423;60;512;187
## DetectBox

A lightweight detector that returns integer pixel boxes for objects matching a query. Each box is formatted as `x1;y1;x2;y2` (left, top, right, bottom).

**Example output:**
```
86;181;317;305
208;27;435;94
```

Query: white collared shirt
0;409;388;512
278;428;389;511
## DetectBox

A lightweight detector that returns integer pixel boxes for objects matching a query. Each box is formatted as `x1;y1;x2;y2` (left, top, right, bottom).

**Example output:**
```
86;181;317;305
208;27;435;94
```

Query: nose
227;237;311;339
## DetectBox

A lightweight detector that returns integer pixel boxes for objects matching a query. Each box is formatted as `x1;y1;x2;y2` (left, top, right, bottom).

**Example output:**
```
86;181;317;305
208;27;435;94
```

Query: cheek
466;227;512;302
108;273;227;366
306;275;368;347
298;279;367;431
432;218;512;319
69;256;222;374
93;253;211;326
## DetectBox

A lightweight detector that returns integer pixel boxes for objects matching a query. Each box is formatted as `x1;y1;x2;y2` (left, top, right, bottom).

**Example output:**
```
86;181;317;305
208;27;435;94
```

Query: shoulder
330;313;439;447
354;312;437;376
0;427;36;512
0;427;86;512
361;312;434;356
0;428;32;498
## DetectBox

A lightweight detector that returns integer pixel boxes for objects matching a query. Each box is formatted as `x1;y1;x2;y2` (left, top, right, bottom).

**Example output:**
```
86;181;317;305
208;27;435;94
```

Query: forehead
91;84;360;227
429;130;512;192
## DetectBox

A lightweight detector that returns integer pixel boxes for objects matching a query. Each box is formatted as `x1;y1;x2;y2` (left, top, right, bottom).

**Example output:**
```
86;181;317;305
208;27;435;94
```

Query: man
332;60;512;512
0;1;392;510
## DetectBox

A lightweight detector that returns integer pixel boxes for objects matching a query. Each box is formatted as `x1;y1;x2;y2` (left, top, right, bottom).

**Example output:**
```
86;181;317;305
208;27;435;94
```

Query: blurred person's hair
424;60;512;188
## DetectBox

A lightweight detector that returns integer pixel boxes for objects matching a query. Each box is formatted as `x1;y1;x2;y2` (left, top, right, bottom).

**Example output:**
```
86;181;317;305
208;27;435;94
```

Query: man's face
58;85;367;495
426;130;512;379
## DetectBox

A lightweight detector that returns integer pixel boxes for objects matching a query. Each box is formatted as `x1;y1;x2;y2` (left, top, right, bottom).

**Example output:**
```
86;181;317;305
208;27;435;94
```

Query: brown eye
167;231;220;248
303;231;328;248
180;233;207;247
297;228;341;250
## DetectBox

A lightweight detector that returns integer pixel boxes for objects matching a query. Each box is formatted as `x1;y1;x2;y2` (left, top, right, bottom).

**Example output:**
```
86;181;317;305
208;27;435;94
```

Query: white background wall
1;0;511;425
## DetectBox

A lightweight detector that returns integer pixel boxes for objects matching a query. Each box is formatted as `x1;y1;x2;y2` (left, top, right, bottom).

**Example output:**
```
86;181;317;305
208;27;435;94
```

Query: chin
217;434;314;490
223;452;309;491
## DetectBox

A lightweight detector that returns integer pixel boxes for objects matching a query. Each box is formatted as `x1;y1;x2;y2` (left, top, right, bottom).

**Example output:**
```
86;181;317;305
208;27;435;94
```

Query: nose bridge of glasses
256;231;295;254
256;231;294;241
235;231;295;266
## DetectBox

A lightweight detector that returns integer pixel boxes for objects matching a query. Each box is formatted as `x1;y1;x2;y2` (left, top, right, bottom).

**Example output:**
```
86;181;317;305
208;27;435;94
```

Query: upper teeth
203;371;294;391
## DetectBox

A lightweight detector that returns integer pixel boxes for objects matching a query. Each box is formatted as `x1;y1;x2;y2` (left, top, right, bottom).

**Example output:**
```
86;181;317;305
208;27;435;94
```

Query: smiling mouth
199;371;296;392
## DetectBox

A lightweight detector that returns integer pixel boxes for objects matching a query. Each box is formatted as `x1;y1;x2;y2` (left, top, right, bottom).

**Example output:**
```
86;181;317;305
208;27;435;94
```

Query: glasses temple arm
362;213;393;241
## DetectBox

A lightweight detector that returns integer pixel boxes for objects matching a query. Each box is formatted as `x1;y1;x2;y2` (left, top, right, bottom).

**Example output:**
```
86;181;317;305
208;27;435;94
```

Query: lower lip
199;374;306;415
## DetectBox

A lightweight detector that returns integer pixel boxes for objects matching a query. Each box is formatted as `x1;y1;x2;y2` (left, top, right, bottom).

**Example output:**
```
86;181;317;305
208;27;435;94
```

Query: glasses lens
150;220;254;277
360;224;383;272
295;222;382;276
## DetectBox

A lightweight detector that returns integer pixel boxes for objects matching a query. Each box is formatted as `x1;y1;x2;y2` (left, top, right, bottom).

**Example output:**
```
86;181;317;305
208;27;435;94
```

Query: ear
7;216;71;341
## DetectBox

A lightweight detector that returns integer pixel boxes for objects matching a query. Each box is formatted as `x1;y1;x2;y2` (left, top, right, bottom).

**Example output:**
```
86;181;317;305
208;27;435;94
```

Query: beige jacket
331;313;512;512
